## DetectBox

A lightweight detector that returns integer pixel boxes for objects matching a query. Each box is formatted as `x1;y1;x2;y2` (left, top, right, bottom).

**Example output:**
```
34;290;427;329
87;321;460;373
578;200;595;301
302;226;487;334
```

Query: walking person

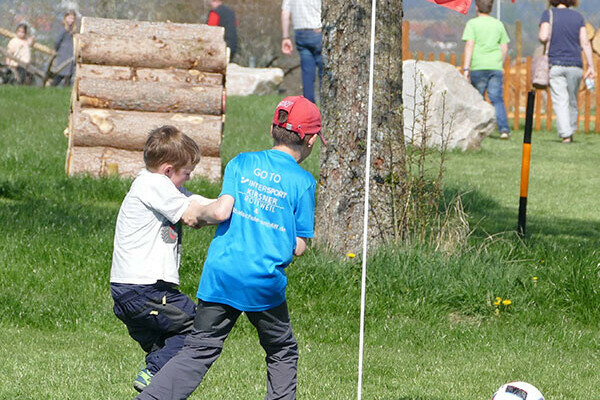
281;0;322;103
51;10;77;86
538;0;595;143
206;0;238;61
462;0;511;139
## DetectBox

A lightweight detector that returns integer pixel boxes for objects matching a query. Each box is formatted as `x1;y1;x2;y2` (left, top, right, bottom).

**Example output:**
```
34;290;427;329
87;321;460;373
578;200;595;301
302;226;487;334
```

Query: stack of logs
65;17;228;181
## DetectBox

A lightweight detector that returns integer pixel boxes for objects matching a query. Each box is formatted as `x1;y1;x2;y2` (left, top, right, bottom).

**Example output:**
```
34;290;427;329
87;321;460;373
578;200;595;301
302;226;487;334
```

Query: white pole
357;0;377;398
497;0;501;20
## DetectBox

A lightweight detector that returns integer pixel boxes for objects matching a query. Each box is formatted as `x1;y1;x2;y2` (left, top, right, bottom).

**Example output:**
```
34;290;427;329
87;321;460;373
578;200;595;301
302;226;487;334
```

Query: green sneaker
133;368;153;392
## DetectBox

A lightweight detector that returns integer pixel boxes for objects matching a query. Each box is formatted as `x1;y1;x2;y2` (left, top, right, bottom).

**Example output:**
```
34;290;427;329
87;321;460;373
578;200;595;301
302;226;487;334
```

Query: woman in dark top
52;10;77;86
538;0;595;143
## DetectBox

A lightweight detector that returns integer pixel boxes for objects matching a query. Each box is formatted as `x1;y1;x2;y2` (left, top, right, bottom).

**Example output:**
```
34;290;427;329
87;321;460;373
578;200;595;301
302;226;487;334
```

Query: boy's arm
294;237;308;256
462;40;474;79
500;42;508;65
181;195;235;228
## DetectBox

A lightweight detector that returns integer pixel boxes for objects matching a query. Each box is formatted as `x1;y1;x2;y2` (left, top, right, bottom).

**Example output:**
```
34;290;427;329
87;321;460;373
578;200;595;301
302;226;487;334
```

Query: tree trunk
316;0;404;253
77;77;224;115
77;64;223;87
81;17;224;42
592;30;600;55
66;146;221;181
69;106;222;156
77;33;228;73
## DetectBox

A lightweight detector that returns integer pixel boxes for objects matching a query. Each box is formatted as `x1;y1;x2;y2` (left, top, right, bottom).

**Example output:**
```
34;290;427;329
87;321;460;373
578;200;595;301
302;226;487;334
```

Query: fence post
596;59;600;133
402;21;410;60
535;89;542;131
546;88;553;132
513;58;521;131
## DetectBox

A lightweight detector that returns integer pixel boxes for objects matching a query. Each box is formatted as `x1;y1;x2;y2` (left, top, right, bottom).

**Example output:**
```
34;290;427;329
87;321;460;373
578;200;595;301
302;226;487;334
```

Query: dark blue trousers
111;281;196;374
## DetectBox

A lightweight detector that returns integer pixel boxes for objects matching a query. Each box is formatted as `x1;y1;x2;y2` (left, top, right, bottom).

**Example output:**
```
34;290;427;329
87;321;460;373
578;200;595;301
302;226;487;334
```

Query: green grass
1;85;600;399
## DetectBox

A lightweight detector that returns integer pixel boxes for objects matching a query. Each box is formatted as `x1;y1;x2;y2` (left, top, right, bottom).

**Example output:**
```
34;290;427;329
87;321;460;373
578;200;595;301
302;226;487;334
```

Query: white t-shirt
110;169;193;285
282;0;321;30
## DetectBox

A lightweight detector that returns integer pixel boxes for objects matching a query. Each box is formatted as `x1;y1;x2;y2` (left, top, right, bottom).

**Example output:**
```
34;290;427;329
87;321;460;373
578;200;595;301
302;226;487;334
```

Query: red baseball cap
272;96;326;145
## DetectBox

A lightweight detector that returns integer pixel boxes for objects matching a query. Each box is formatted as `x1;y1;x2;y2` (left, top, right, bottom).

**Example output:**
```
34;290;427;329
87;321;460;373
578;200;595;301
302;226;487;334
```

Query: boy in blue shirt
136;96;324;400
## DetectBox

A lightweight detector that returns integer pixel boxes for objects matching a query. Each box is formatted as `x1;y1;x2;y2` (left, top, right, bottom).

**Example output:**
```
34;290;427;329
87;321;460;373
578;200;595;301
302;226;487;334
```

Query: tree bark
316;0;404;253
77;33;228;73
77;77;224;115
69;106;222;156
66;146;221;181
77;64;223;87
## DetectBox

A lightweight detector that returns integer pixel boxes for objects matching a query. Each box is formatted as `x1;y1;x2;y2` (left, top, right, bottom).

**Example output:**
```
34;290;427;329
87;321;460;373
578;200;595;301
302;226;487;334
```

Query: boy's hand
181;200;203;227
294;237;307;256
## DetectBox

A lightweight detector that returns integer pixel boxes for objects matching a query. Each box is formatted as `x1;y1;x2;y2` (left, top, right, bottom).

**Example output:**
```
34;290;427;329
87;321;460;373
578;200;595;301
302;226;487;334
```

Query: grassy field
0;85;599;399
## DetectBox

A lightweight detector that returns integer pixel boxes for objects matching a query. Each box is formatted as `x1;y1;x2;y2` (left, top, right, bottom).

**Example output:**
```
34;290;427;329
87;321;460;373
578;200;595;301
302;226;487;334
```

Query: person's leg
51;74;64;87
295;31;317;103
143;286;197;373
565;66;583;138
487;70;510;134
135;301;240;400
549;66;572;138
246;301;299;400
308;30;323;103
469;70;490;97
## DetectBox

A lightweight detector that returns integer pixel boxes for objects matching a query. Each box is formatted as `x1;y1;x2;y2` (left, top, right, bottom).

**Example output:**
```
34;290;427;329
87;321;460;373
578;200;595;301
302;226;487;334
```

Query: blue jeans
470;70;510;133
294;29;322;103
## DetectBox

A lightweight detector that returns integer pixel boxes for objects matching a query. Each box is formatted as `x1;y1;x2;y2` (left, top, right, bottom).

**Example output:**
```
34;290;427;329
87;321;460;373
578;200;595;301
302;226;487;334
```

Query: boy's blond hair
143;125;201;171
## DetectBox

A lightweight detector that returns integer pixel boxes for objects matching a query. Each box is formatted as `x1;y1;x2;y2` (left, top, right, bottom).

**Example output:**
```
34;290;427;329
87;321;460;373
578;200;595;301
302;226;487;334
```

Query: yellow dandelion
347;253;356;258
541;260;545;263
493;297;502;306
532;276;538;283
502;299;512;306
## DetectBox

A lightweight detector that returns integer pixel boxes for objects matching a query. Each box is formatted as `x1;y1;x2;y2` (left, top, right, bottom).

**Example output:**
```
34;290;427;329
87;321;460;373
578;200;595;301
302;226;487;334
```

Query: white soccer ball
492;382;544;400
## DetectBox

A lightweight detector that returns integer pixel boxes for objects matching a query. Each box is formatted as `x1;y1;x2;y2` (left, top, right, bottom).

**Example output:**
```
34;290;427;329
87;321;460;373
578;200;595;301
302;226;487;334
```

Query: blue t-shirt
197;149;316;311
540;8;585;68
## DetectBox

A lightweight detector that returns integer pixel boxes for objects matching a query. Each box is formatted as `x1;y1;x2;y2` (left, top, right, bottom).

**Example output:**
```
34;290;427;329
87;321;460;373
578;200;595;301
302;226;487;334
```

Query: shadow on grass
445;187;600;242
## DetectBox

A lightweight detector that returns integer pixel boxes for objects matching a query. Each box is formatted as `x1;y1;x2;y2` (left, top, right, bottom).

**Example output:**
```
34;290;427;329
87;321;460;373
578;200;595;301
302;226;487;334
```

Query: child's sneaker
133;368;153;392
499;132;511;140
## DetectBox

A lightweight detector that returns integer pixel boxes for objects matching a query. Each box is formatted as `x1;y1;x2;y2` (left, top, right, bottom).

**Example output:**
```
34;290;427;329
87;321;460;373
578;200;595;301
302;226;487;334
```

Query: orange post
439;53;446;62
596;59;600;133
428;52;435;61
417;51;424;60
585;88;591;133
449;53;457;66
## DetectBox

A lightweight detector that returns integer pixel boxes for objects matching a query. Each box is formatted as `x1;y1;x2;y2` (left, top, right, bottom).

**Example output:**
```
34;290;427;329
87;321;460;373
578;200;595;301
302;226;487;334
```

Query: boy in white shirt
110;125;212;392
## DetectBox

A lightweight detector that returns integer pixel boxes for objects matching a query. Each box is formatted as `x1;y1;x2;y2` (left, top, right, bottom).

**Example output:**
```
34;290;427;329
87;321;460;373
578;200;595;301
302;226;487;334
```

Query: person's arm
281;9;293;55
500;42;508;65
207;10;220;26
294;237;308;256
463;40;474;79
580;26;596;79
181;194;234;227
539;22;551;43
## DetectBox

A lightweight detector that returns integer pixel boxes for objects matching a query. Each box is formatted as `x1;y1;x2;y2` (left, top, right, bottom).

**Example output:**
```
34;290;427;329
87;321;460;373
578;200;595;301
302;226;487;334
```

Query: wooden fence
402;21;600;134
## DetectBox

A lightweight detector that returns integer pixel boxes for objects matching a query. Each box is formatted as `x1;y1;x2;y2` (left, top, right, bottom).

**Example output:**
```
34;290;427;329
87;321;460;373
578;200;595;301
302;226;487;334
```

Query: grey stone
403;60;496;151
226;63;284;96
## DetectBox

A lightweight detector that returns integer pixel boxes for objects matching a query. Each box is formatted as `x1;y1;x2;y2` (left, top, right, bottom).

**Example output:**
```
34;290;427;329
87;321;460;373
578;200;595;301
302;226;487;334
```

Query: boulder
226;63;284;96
403;60;496;151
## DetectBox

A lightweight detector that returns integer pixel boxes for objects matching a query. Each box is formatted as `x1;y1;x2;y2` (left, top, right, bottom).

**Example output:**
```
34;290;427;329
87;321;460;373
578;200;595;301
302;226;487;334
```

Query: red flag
424;0;473;14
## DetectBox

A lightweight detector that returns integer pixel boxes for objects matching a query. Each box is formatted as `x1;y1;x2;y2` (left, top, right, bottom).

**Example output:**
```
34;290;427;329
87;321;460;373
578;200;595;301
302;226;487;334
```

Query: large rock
403;60;496;151
226;63;284;96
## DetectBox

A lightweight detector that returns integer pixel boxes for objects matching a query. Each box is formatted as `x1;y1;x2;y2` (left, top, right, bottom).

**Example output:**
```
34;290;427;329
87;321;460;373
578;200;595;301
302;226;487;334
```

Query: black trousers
136;300;299;400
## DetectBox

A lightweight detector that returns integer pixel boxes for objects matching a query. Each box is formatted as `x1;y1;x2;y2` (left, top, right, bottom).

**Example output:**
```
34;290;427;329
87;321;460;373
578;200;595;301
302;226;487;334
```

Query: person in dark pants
207;0;238;61
135;96;325;400
110;126;215;392
281;0;322;103
51;10;77;86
